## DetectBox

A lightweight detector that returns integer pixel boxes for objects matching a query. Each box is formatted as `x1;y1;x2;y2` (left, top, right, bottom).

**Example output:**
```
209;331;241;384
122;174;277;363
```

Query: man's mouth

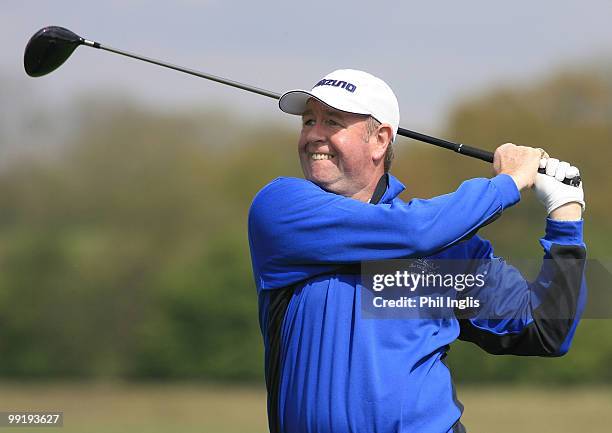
310;153;335;161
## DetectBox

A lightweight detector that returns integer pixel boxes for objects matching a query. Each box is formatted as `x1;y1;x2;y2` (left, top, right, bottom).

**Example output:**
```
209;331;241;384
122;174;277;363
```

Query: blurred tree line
1;64;611;384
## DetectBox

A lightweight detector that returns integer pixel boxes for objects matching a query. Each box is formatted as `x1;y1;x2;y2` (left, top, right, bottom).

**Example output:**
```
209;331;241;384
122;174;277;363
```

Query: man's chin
305;175;344;194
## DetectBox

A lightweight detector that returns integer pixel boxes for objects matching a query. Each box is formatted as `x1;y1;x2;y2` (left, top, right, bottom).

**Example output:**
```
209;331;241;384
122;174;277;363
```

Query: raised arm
248;174;520;289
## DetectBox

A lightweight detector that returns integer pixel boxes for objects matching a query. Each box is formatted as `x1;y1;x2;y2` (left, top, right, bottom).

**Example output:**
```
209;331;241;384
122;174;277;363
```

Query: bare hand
493;143;542;191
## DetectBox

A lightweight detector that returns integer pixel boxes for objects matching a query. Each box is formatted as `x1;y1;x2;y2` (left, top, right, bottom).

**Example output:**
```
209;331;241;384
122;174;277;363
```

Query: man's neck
350;173;387;203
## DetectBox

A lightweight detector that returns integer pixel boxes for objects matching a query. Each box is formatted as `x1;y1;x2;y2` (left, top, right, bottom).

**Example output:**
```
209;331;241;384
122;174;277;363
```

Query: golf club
24;26;580;186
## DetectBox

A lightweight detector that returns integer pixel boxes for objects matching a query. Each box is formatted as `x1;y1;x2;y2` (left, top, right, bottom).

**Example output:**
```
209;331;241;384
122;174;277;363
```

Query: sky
3;0;612;133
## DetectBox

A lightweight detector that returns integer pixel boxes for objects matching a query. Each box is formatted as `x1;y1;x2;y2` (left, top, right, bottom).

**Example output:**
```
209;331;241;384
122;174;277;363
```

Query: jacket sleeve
248;174;520;289
457;218;587;356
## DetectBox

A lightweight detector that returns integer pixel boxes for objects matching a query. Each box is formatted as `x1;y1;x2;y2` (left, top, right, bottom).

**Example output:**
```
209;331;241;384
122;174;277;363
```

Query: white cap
279;69;400;140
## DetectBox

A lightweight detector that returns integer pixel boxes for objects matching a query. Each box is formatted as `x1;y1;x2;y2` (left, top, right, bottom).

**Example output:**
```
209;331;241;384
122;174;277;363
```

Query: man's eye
326;119;340;126
303;119;315;126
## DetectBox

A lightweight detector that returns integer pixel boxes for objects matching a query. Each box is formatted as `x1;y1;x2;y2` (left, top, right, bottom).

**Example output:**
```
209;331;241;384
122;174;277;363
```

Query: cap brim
278;89;372;118
278;90;314;115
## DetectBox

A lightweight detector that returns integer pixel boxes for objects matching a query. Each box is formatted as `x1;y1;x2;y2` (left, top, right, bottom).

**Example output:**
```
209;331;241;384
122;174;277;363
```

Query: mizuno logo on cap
313;79;357;93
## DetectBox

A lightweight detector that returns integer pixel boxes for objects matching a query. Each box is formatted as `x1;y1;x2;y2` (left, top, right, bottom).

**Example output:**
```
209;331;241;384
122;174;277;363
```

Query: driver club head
24;26;84;77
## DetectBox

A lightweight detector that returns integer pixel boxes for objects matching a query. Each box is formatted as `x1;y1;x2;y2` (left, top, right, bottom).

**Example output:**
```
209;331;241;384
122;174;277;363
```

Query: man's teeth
311;153;334;160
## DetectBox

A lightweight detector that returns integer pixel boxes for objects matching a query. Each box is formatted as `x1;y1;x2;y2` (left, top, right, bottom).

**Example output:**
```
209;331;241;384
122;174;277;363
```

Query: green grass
0;383;268;433
0;383;610;432
459;386;612;432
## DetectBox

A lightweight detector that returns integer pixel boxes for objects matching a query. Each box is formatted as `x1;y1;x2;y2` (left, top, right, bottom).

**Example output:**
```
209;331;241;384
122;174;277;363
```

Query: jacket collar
378;173;405;204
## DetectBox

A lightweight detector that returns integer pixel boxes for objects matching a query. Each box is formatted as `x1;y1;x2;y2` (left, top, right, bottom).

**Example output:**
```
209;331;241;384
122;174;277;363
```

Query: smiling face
298;98;391;201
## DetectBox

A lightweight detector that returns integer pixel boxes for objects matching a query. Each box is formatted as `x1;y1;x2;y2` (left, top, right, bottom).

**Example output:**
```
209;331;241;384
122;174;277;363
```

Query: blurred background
1;1;612;432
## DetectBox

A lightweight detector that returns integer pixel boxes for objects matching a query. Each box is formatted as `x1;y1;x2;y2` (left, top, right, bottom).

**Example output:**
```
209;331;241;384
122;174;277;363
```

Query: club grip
451;143;581;187
537;167;582;186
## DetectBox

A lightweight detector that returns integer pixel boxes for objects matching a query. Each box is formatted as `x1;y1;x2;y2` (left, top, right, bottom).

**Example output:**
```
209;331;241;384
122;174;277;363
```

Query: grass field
0;383;610;432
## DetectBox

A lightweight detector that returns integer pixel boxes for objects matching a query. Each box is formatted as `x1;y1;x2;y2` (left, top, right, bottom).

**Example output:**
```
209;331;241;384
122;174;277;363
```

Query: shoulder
249;177;324;226
251;177;320;208
256;176;315;195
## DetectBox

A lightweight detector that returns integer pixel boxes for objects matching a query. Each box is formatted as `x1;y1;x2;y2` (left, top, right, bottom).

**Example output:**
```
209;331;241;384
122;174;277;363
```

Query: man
248;69;586;433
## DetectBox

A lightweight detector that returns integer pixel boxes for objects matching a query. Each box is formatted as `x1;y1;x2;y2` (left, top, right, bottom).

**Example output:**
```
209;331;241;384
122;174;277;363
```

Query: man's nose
305;120;326;143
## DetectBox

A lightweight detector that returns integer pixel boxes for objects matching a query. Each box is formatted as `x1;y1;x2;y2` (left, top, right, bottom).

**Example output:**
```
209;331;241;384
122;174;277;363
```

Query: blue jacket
248;174;586;433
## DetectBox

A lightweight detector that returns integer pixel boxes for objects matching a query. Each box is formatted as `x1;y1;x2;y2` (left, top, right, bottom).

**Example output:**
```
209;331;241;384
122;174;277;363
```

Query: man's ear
371;124;393;162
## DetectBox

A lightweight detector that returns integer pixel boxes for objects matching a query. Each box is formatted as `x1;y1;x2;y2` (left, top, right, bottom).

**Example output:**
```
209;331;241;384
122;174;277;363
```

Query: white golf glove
534;158;585;215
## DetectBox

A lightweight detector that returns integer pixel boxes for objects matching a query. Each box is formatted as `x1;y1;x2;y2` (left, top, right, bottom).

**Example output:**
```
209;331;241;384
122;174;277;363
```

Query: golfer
248;69;586;433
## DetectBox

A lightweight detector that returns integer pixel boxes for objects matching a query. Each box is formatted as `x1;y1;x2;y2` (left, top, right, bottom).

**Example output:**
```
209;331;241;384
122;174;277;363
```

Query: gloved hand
534;157;585;215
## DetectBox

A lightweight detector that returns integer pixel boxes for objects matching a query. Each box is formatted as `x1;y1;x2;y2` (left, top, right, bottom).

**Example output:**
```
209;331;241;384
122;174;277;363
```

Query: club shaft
397;127;493;162
82;40;579;185
83;39;493;163
87;41;281;100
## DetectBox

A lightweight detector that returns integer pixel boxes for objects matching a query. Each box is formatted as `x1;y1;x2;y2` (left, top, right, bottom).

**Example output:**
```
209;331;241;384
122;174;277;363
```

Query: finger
546;158;559;177
555;161;570;182
566;166;580;179
539;158;548;169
